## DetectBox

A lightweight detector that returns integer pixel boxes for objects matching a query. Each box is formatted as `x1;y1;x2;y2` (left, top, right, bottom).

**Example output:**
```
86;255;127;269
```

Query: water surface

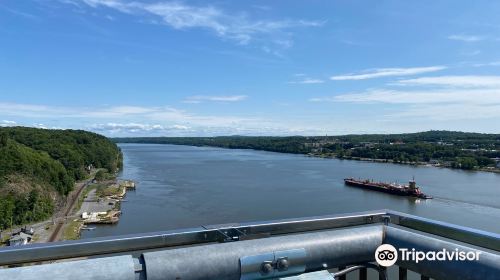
82;143;500;238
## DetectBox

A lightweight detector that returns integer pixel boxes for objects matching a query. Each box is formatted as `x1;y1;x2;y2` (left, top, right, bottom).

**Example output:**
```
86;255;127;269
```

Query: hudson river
82;143;500;239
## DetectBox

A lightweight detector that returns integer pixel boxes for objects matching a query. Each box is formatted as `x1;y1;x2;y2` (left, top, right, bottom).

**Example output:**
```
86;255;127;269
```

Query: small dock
120;180;136;189
82;210;121;224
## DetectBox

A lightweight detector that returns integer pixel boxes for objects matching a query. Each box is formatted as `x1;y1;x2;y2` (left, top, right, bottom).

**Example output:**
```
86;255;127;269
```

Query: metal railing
0;210;499;280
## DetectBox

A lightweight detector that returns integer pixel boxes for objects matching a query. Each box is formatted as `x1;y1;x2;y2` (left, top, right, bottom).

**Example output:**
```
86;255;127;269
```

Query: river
82;143;500;239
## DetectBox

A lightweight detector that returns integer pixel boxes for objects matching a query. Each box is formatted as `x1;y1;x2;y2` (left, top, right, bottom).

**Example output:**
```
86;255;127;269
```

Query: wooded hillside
0;127;122;230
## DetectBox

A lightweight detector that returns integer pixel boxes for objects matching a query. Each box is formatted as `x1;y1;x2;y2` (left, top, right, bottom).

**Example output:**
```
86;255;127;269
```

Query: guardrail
0;210;499;280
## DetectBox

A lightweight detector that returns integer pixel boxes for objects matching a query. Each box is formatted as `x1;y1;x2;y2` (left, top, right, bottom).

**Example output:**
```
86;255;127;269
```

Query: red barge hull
344;178;432;199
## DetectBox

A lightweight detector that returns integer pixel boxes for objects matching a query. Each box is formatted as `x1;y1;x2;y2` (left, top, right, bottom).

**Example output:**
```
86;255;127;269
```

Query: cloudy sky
1;0;500;136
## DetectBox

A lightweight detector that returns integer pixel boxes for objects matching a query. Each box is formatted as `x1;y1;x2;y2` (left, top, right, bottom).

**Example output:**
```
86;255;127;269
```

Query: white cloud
332;89;500;105
290;78;324;84
313;74;500;122
33;123;48;129
384;103;500;122
0;103;68;118
171;124;189;130
300;79;324;84
395;75;500;88
0;101;347;135
330;66;446;80
0;103;162;118
448;34;484;42
0;120;17;127
2;5;39;20
462;50;481;56
66;0;324;46
183;95;248;103
0;102;284;135
473;61;500;67
309;97;336;102
90;122;190;133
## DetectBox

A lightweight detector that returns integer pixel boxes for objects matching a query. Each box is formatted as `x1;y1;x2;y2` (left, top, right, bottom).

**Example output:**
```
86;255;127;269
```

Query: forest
0;127;122;230
115;131;500;171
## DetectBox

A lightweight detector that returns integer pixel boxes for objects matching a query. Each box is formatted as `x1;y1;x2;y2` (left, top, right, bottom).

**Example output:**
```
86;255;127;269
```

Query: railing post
359;267;367;280
338;266;346;280
378;267;387;280
398;267;407;280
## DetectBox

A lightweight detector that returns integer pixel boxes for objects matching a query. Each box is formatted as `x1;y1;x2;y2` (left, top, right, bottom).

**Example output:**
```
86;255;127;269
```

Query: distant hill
0;127;122;230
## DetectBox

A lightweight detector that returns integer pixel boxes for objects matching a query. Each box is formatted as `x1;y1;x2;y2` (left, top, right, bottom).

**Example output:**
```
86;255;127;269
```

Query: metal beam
0;255;135;280
142;225;383;280
0;225;384;280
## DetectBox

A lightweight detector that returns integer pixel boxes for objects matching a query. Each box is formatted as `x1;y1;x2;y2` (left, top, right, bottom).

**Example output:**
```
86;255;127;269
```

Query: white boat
81;227;96;230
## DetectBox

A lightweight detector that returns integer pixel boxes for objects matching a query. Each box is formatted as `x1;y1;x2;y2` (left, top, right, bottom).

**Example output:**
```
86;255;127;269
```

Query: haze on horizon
1;1;500;136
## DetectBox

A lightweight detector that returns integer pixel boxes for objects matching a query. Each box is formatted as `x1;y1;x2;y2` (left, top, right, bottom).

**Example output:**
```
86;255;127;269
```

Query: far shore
116;142;500;175
307;153;500;174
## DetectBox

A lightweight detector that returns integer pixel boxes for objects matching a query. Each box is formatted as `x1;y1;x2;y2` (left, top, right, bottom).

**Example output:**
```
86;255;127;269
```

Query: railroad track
48;179;93;242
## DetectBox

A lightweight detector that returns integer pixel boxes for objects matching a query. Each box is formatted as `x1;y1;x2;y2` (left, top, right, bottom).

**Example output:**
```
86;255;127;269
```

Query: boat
81;227;96;231
344;177;432;199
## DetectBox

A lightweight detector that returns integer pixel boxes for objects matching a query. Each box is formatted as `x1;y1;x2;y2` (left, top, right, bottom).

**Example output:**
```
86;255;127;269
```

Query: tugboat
344;177;432;199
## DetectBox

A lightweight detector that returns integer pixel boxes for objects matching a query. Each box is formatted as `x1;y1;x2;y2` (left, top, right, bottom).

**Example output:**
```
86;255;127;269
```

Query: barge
344;177;432;199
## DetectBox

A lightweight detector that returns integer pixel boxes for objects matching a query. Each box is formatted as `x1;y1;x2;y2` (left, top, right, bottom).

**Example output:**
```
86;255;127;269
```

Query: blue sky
1;0;500;136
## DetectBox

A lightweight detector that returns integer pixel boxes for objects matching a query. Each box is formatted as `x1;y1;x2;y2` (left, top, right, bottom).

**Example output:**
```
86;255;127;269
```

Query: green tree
0;132;7;147
457;157;478;170
95;170;107;182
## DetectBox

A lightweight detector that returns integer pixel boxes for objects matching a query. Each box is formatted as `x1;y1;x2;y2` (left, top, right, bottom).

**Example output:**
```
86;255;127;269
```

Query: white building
8;232;32;246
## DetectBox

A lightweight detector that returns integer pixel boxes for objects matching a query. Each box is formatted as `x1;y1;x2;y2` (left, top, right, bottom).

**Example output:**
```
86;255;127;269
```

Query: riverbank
0;171;135;245
60;178;136;241
308;153;500;174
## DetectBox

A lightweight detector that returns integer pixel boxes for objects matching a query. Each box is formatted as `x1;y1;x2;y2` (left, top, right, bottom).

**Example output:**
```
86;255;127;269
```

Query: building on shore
8;232;33;246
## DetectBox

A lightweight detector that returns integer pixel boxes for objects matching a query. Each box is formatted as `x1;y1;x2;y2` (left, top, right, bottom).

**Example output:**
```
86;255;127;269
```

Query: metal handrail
0;209;388;266
332;263;386;280
1;209;499;266
0;210;499;280
387;210;500;251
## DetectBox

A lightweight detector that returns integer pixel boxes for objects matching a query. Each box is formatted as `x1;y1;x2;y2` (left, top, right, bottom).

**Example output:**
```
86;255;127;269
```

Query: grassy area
1;232;11;245
96;184;124;198
95;169;117;182
63;219;82;241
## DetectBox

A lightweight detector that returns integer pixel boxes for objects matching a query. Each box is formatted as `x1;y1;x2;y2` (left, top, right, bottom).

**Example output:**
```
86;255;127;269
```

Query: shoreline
63;178;135;241
307;153;500;174
1;171;135;245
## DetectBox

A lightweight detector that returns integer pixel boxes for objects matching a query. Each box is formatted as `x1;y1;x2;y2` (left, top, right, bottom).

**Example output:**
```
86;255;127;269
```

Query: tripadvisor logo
375;244;398;267
375;244;481;267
